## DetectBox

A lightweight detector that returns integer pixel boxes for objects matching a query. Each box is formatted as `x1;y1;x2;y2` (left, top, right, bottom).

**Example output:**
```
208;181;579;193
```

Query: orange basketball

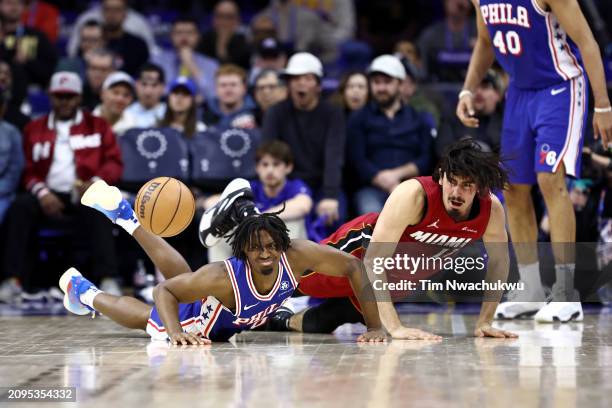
134;177;195;237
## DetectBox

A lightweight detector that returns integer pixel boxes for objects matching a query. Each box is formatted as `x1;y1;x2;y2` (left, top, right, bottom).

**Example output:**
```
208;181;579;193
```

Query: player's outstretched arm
478;196;518;339
457;0;496;128
132;227;192;280
363;180;442;340
153;262;232;345
546;0;612;146
288;239;386;342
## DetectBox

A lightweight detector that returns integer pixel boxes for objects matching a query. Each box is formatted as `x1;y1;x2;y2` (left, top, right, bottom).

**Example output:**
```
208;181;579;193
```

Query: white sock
517;262;544;293
554;263;575;292
115;209;140;235
79;287;103;309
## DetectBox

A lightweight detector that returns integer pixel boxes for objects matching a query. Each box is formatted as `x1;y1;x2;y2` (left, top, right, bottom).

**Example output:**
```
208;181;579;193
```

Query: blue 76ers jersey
479;0;583;89
147;253;299;342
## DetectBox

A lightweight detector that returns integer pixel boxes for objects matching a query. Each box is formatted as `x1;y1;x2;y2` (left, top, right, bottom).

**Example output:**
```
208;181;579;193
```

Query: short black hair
253;68;284;88
82;19;102;29
229;213;291;260
138;62;165;83
432;138;509;195
172;15;199;29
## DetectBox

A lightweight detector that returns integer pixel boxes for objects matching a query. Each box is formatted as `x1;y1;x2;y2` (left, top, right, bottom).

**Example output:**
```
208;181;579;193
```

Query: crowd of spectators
0;0;610;305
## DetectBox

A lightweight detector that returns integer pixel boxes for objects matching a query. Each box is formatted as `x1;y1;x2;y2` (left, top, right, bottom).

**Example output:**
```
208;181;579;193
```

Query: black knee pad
301;298;364;333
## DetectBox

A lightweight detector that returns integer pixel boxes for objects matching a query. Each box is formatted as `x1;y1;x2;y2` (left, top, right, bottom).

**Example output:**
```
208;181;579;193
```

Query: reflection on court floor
0;308;610;407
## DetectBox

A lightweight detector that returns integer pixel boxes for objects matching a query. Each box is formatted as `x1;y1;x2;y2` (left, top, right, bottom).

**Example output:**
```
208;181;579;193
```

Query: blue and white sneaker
81;180;138;226
199;178;259;247
59;267;95;316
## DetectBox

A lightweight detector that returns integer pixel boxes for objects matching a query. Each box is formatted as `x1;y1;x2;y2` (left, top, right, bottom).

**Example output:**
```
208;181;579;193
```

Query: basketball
134;177;195;237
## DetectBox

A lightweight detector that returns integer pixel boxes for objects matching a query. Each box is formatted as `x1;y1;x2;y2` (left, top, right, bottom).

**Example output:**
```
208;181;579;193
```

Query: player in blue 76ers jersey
457;0;612;322
58;179;386;344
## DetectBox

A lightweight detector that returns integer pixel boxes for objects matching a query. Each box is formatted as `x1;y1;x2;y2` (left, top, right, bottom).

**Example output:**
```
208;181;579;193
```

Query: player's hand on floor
593;109;612;148
389;325;442;340
456;93;479;128
357;329;387;343
168;331;211;346
474;323;518;338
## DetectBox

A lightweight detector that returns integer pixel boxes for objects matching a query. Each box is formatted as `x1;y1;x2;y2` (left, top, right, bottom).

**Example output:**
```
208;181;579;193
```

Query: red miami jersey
398;176;491;250
298;176;493;302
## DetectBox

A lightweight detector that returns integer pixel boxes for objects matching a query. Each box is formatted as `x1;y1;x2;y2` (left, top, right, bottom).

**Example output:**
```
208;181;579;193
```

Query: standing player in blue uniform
59;180;386;344
457;0;612;321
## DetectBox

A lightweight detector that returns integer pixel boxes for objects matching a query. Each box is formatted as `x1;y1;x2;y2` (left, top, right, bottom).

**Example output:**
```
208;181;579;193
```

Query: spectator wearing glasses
82;48;116;111
252;69;286;127
57;20;105;77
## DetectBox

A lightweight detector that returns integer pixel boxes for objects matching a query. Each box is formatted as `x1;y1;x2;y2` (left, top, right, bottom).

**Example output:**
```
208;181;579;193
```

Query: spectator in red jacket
0;71;124;300
21;0;59;44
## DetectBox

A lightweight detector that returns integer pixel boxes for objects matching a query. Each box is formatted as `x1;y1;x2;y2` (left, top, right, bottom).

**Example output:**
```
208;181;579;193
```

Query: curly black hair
432;138;509;195
228;213;291;260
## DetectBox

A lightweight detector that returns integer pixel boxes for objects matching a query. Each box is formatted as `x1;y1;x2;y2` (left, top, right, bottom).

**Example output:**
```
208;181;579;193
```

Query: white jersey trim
281;253;299;289
543;12;583;82
245;259;283;301
224;260;242;316
553;75;586;176
530;0;547;16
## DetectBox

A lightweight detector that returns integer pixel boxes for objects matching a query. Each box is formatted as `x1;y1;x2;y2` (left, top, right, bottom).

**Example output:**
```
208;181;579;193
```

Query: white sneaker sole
494;302;547;319
534;303;584;323
59;267;91;316
199;178;252;247
81;179;123;210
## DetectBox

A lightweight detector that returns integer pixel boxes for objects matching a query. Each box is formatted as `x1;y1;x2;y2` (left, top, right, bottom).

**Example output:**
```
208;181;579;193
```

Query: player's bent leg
59;267;152;330
536;166;576;261
81;180;140;234
498;184;546;319
268;297;363;333
299;298;364;334
535;163;582;322
503;184;538;264
199;178;260;248
92;293;153;329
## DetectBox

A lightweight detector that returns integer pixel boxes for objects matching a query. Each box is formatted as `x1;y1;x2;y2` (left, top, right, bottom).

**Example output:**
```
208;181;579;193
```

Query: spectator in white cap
0;70;124;301
262;52;346;230
93;70;137;136
346;54;436;215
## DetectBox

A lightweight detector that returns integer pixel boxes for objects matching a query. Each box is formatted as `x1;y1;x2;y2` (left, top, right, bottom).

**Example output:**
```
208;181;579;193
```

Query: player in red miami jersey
270;139;518;339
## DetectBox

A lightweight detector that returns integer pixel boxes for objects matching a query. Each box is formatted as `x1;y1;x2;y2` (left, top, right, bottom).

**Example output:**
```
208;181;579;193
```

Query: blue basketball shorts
501;75;588;184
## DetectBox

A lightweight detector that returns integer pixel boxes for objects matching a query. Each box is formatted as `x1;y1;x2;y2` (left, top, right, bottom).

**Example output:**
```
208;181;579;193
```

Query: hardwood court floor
0;310;610;408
